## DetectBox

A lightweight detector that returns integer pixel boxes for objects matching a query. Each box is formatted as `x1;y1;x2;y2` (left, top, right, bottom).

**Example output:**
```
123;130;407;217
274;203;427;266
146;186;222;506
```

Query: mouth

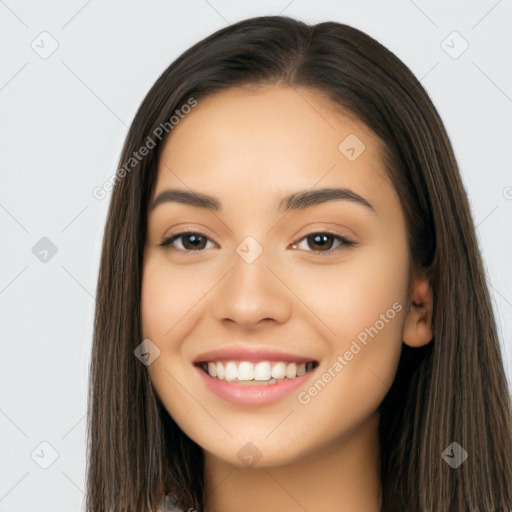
196;360;319;385
193;350;319;406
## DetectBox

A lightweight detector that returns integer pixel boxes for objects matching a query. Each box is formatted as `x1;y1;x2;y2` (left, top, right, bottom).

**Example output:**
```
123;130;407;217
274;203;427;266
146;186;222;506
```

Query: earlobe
403;278;434;348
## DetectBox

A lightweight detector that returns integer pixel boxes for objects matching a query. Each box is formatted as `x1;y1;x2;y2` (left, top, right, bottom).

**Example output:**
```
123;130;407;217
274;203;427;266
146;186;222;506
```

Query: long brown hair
86;15;512;511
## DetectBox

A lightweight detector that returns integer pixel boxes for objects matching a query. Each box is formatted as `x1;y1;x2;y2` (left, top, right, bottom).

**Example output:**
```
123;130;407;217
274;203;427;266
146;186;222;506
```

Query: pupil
185;234;206;250
309;234;332;251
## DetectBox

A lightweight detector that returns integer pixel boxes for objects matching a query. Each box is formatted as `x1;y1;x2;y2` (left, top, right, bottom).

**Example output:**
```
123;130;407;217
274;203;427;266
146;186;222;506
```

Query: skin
141;84;433;512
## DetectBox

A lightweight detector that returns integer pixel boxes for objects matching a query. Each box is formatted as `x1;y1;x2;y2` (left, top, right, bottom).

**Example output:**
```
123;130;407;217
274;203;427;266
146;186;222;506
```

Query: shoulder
156;493;186;512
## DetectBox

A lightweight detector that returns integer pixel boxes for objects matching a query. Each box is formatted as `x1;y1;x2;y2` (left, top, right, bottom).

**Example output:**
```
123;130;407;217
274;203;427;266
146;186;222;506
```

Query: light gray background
1;1;511;510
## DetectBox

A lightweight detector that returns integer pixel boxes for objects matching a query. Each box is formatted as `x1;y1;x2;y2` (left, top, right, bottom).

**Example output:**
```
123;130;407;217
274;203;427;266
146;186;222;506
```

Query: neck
203;412;382;512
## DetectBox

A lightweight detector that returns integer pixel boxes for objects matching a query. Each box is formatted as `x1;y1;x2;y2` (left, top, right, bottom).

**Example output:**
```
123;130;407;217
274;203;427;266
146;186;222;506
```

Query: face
141;85;413;468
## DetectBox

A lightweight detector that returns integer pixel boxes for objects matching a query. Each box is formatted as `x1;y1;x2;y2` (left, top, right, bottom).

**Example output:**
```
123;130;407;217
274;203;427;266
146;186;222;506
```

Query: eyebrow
150;187;376;215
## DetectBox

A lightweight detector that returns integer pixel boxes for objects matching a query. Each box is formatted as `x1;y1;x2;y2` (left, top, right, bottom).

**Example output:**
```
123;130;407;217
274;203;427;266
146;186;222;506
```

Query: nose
211;251;293;330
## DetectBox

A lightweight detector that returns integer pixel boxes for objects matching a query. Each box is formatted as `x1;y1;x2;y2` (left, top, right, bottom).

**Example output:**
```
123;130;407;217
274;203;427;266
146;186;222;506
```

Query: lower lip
195;365;316;406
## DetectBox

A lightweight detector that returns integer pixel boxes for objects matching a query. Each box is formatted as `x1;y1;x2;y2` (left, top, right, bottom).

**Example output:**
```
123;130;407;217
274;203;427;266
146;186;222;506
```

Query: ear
403;274;433;348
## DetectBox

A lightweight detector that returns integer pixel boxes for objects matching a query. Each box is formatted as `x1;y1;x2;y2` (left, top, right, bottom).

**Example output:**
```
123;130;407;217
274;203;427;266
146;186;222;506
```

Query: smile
193;345;319;405
199;360;317;385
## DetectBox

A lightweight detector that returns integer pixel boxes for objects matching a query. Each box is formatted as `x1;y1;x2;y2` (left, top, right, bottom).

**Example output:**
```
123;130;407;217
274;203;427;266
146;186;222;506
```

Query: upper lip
193;345;317;364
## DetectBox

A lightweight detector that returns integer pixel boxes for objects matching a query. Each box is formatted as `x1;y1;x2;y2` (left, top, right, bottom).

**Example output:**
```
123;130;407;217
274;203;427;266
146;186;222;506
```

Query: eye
159;231;216;251
291;232;354;255
159;231;354;254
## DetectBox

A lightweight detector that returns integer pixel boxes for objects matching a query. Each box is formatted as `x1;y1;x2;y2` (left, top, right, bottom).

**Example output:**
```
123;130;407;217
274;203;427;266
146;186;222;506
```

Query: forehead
154;85;394;211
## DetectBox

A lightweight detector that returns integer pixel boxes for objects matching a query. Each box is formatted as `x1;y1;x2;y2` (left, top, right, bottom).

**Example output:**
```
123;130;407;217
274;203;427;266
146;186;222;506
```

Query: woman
86;15;512;511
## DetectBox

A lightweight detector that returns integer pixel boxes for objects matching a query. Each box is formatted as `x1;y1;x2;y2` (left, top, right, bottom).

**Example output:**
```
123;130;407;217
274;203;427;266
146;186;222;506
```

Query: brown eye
292;232;354;254
159;232;215;251
306;233;336;251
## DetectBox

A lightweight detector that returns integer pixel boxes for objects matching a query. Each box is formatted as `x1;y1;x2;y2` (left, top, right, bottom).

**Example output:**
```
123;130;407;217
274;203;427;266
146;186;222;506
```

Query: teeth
207;362;217;378
215;361;225;380
224;361;237;382
237;361;254;381
271;362;286;379
201;360;315;383
254;361;271;380
285;362;297;379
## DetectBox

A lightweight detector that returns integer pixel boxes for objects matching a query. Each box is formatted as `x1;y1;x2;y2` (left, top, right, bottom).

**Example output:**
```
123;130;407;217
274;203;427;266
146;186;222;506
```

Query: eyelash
158;231;355;255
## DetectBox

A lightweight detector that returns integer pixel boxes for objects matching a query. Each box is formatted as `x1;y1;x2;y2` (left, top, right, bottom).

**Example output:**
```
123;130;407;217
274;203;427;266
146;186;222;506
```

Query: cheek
293;241;409;397
343;250;408;340
140;257;201;421
286;248;408;446
295;246;409;339
141;261;172;340
140;255;209;339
